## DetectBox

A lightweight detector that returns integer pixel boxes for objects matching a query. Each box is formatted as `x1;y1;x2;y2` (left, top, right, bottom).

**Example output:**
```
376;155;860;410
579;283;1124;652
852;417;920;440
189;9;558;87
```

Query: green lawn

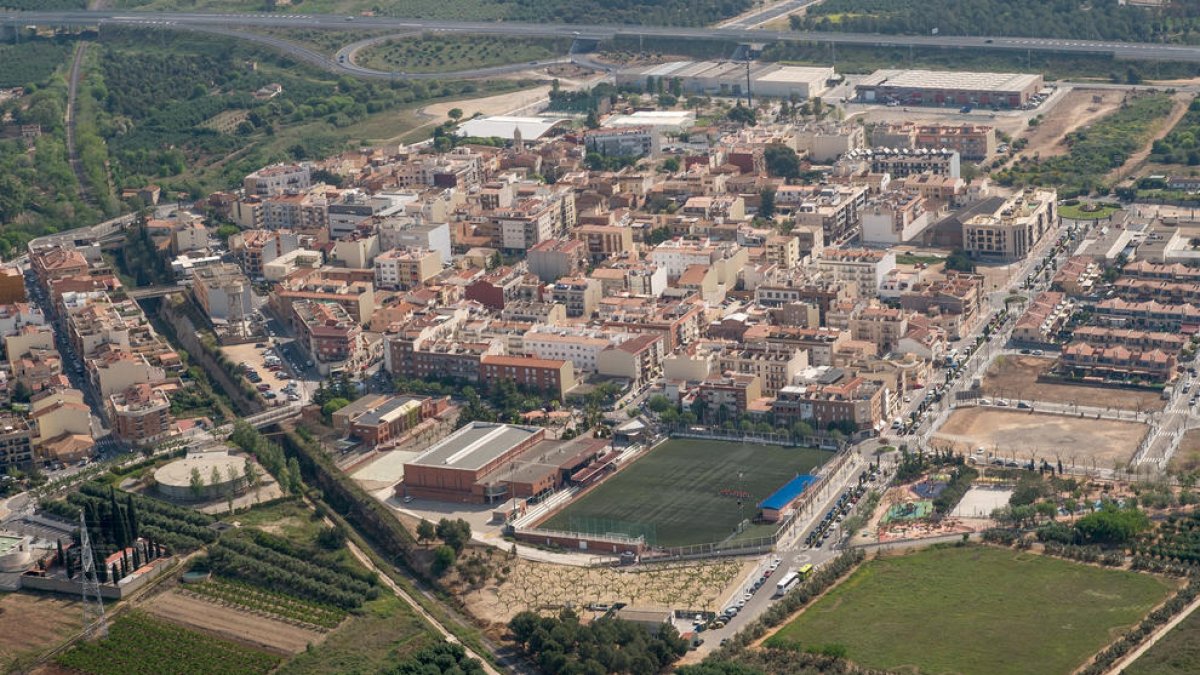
541;439;831;547
768;545;1173;675
1124;604;1200;675
896;254;945;266
1059;203;1120;220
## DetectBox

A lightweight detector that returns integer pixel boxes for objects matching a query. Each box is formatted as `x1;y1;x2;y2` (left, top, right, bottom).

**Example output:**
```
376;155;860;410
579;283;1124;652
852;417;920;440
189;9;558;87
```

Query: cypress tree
108;487;122;546
56;539;64;565
65;553;74;580
132;547;141;570
96;553;108;583
119;556;127;579
111;563;119;584
125;494;139;541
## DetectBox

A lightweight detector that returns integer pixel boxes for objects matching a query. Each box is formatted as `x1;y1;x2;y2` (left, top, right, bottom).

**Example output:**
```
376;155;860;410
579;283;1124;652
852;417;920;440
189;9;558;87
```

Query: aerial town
4;2;1200;674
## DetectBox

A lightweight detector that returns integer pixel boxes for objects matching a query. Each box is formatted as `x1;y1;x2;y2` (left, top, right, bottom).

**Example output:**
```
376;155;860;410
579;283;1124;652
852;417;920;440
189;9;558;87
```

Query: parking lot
221;341;305;406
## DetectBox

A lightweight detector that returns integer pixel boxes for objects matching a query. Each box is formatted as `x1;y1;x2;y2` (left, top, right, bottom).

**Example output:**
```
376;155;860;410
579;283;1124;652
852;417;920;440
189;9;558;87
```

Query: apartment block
596;333;665;385
1059;343;1176;383
716;342;808;396
816;248;897;297
871;122;997;161
697;373;763;419
527;238;588;284
293;300;364;369
861;191;929;245
1012;291;1073;343
374;248;443;291
962;188;1057;260
108;383;172;446
782;184;868;242
584;125;660;157
191;263;253;323
575;224;635;263
771;375;885;432
549;277;602;318
479;354;576;400
244;163;311;197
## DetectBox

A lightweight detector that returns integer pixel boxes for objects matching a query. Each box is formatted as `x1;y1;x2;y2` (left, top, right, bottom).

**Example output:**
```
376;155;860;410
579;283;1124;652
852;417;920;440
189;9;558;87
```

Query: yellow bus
798;564;814;579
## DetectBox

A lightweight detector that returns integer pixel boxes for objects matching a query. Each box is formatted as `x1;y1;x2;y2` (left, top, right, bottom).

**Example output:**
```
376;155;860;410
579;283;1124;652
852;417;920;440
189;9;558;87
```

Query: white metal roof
455;115;569;140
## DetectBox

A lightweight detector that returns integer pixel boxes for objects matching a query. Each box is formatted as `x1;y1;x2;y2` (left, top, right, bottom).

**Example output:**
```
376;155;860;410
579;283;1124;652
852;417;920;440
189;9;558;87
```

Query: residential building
584;126;660;157
0;416;33;470
191;263;252;323
0;266;26;304
816;248;897;297
549;277;601;318
1059;343;1176;383
374;248;443;291
697;373;763;419
716;342;808;396
871;122;997;160
861;191;929;245
899;271;985;340
293;300;364;370
1094;298;1200;331
527;238;587;284
771;374;886;432
1012;291;1073;343
784;184;868;242
522;330;612;374
575;224;634;263
765;235;801;270
849;306;910;351
1052;256;1104;297
962;188;1057;260
1070;326;1186;353
274;270;376;324
479;354;576;400
596;333;665;385
108;383;172;446
243;163;311;197
230;229;302;279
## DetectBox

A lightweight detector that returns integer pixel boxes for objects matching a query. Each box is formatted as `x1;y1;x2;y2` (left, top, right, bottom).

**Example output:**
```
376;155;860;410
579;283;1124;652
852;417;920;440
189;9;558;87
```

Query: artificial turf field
767;545;1174;675
539;439;831;547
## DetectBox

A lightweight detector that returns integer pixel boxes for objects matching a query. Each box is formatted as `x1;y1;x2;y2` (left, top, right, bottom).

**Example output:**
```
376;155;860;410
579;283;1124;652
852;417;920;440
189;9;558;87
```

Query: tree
646;395;673;414
436;518;472;553
726;102;757;126
125;494;139;541
431;545;456;576
763;145;800;180
660;157;680;173
286;457;303;494
322;397;351;423
448;108;464;121
417;519;436;545
759;188;776;218
189;466;204;500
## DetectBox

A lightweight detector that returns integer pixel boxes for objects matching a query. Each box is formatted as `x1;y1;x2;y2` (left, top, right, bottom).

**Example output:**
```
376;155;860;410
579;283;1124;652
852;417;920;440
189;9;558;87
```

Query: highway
9;10;1200;65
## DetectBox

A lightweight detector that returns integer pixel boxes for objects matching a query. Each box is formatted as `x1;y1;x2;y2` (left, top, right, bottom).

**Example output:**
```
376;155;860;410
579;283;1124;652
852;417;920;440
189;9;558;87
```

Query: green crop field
768;545;1173;675
1124;604;1200;675
58;611;280;675
540;439;831;547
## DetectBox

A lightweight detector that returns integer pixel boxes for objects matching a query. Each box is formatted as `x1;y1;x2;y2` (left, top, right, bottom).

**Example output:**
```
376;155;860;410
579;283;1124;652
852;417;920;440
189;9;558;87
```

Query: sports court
538;439;832;548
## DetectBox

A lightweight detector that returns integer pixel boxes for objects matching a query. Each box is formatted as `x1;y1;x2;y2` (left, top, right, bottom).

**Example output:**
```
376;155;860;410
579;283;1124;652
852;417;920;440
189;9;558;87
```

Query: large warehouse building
400;422;608;503
855;69;1044;108
616;61;834;99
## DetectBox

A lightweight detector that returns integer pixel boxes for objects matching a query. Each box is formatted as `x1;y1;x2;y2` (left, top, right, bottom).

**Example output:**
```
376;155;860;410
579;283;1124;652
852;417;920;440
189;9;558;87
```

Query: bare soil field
934;407;1147;467
144;590;324;655
457;552;751;625
1169;429;1200;475
0;593;81;671
982;355;1166;412
1019;88;1123;160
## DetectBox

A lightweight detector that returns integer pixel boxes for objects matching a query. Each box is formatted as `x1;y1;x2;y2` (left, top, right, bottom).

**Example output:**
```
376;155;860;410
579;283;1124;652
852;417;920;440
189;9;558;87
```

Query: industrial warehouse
616;61;835;99
854;69;1045;108
399;422;611;503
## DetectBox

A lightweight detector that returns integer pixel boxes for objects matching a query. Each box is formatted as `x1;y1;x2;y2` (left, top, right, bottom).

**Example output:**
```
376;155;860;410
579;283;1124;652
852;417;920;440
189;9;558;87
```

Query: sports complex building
399;422;609;503
854;69;1045;108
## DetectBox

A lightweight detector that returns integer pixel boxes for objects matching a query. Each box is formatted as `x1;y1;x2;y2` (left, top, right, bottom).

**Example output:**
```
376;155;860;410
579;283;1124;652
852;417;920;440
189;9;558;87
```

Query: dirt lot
145;590;324;655
1169;429;1200;474
982;355;1166;412
0;593;81;671
457;552;751;625
1017;88;1123;160
934;407;1148;467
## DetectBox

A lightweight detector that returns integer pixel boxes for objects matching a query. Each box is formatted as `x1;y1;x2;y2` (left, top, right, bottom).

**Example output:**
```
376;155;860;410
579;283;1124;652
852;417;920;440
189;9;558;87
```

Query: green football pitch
539;439;832;548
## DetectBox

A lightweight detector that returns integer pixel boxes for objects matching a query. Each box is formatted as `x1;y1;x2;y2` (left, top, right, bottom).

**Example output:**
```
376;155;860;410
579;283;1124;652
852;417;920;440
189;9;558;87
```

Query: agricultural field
1133;514;1200;566
357;35;572;74
767;545;1174;675
540;439;831;547
1123;605;1200;675
58;611;280;675
981;355;1165;412
181;576;347;630
145;590;326;654
461;552;750;624
0;594;81;673
278;595;439;675
935;407;1148;467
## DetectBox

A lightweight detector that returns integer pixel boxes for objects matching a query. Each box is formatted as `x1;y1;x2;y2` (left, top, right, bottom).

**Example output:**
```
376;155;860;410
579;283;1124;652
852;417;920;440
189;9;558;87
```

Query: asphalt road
9;10;1200;64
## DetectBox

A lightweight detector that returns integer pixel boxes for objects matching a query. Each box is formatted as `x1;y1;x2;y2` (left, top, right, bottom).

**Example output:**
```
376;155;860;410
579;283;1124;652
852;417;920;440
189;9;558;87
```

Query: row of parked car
805;480;871;549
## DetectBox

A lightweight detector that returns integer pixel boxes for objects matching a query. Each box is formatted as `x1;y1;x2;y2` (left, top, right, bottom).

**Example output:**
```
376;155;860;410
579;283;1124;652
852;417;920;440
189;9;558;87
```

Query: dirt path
1104;92;1191;184
1018;88;1123;161
1103;592;1200;674
144;590;323;655
343;540;504;675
